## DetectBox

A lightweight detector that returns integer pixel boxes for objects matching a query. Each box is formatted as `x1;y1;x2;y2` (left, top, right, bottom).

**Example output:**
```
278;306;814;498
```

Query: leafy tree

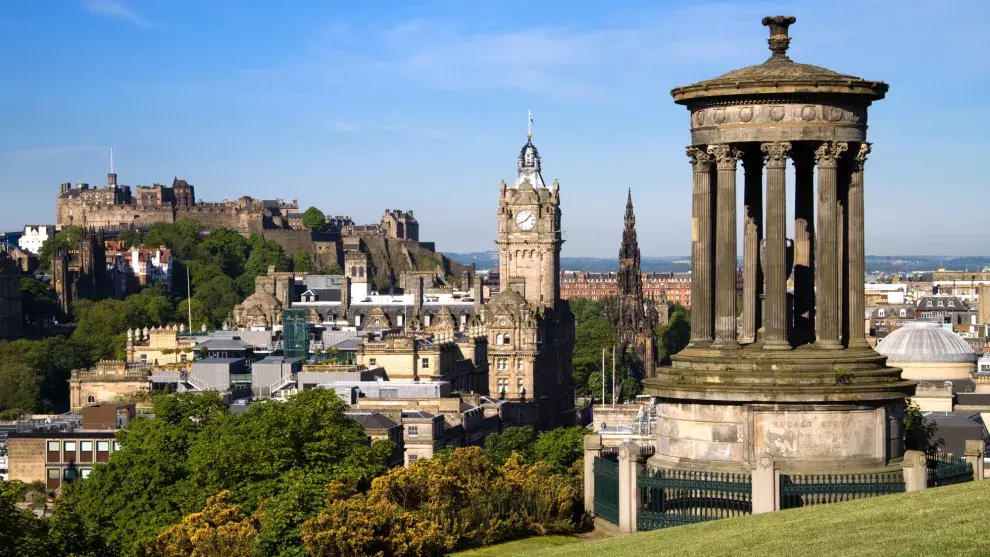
37;226;82;272
64;390;392;556
484;426;535;466
656;303;690;365
72;299;129;361
150;491;262;557
904;402;945;453
243;235;290;278
176;298;211;331
116;228;143;250
0;480;48;556
301;207;326;230
124;285;175;328
0;344;41;413
324;262;343;276
293;251;314;273
532;426;588;475
571;300;617;398
201;228;249;278
20;277;62;326
193;275;242;327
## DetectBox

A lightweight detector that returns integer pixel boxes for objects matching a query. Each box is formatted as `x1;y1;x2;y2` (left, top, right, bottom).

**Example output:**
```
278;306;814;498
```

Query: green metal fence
638;469;752;531
927;451;973;488
593;454;620;524
779;471;905;509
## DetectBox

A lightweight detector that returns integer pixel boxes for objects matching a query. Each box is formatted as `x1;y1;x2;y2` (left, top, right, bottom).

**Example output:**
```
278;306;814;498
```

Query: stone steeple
606;190;658;378
513;137;547;189
618;189;643;298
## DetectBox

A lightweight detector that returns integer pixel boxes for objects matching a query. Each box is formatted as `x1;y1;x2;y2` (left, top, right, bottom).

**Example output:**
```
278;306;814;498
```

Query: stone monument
644;16;915;474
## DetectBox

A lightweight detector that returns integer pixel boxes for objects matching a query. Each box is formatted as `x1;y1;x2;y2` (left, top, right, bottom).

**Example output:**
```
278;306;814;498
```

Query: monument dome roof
877;322;976;363
671;16;888;105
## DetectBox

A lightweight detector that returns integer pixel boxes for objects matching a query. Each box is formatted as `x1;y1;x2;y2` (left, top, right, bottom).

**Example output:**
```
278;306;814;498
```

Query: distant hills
444;251;990;275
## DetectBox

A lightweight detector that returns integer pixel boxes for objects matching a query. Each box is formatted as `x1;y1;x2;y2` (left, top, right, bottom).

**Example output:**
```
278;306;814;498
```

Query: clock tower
485;132;575;429
496;136;562;309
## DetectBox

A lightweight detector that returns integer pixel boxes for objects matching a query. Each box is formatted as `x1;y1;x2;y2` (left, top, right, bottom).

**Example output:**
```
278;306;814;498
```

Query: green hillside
457;480;990;557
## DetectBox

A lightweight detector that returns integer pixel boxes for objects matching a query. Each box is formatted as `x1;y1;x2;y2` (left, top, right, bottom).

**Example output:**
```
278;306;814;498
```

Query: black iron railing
593;456;620;524
927;451;973;488
779;471;905;509
638;468;752;531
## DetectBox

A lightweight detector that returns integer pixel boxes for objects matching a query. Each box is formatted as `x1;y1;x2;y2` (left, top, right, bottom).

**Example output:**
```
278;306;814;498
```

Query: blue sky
1;0;988;257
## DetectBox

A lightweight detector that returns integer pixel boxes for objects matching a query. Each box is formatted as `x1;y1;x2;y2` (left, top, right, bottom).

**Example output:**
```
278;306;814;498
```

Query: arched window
503;334;511;344
350;266;356;276
87;394;96;404
358;267;364;278
424;314;432;327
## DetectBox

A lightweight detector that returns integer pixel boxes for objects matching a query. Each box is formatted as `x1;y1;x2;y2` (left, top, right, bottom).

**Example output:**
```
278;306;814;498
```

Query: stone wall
5;437;44;484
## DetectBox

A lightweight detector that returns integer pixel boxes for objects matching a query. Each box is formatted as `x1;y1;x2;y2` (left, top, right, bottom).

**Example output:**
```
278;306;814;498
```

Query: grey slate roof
195;338;252;350
345;411;398;431
331;337;363;350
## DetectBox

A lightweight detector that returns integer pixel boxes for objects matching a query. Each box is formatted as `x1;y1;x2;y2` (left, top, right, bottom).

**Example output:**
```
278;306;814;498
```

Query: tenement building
0;248;23;338
482;133;576;429
643;16;914;475
605;191;659;377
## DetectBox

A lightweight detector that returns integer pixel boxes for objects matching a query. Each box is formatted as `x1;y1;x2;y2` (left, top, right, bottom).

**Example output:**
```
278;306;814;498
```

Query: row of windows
46;440;117;464
925;300;956;308
495;377;526;395
494;357;525;371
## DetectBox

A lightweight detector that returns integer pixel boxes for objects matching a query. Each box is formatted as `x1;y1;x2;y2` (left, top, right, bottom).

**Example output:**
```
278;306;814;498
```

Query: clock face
515;210;536;231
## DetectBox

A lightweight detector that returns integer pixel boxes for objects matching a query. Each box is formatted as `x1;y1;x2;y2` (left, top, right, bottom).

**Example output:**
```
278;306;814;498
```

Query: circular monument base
642;345;915;473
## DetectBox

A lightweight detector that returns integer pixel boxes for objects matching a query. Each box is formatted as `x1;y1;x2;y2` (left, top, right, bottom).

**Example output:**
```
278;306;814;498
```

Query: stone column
687;147;714;346
814;141;848;348
617;441;641;533
709;144;743;349
583;434;603;513
792;148;815;345
761;142;791;349
751;453;781;513
741;151;763;344
902;450;929;492
847;143;871;348
965;440;985;481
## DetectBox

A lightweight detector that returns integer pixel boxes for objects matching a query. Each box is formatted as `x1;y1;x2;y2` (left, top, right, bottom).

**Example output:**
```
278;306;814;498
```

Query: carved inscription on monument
753;411;877;459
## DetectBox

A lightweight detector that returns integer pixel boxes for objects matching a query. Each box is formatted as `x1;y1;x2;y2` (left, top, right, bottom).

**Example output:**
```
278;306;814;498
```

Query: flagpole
601;347;605;405
611;344;616;408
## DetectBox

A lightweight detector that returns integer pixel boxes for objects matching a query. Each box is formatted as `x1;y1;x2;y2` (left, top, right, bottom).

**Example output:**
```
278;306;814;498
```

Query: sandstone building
483;134;576;429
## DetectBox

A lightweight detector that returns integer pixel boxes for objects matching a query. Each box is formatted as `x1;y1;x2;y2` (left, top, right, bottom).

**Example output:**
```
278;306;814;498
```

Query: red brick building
561;270;742;308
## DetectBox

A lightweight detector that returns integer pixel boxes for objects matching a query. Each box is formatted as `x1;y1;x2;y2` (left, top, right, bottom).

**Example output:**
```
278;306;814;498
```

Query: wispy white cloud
83;0;151;28
332;122;360;132
4;145;105;162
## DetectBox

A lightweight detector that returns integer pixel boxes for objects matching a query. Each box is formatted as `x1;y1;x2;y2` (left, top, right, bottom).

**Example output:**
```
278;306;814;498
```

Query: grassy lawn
466;481;990;557
452;535;580;556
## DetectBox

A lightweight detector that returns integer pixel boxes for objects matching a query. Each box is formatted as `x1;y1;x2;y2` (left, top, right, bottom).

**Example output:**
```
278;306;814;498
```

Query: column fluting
814;141;849;348
760;142;791;349
847;143;871;348
709;144;743;349
687;146;714;346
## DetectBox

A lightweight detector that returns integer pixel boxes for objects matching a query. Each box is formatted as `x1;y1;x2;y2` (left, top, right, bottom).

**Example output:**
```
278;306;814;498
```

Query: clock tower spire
496;133;562;309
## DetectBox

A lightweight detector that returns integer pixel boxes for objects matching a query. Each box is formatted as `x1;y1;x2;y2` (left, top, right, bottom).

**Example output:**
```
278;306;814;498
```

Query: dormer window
948;301;955;308
927;301;933;308
937;301;944;308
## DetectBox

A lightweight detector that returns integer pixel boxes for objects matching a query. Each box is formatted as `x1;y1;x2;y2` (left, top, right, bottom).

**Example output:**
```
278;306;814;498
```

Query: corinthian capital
707;144;744;169
853;142;872;169
686;146;713;170
813;141;849;168
760;141;792;168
